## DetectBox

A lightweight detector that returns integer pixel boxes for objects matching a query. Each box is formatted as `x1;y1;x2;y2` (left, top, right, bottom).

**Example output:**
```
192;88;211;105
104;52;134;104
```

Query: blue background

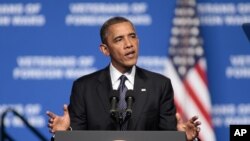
1;0;250;141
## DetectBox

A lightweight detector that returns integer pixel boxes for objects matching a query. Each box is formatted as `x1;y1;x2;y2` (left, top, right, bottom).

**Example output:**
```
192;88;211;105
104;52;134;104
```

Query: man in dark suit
47;16;200;140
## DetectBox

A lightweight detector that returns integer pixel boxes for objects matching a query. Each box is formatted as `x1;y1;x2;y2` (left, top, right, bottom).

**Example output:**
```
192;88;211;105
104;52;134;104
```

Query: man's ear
99;44;110;56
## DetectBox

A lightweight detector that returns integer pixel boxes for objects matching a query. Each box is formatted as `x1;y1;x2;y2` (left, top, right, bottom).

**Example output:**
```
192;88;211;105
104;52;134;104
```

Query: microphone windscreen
110;90;119;101
125;90;134;101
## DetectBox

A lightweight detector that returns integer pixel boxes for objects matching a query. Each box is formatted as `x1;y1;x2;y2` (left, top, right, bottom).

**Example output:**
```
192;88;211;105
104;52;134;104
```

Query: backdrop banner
0;0;250;141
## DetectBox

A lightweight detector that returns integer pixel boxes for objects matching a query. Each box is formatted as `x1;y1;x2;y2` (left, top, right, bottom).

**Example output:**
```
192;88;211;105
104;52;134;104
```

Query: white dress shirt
109;63;135;90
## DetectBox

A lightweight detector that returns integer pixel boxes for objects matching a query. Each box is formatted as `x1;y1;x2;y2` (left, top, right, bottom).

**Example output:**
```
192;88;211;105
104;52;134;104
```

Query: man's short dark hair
100;16;134;44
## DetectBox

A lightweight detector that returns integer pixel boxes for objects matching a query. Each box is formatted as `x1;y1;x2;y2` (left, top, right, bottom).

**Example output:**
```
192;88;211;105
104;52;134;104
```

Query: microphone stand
110;90;134;130
0;108;47;141
111;109;131;130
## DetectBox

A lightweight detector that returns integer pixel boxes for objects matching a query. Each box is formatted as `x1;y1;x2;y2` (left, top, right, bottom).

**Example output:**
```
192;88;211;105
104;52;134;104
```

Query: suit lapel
95;66;150;129
96;66;112;114
130;67;149;129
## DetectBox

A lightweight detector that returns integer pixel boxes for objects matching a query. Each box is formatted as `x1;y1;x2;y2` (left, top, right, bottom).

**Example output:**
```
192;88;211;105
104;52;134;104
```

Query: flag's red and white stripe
165;0;216;140
165;58;216;141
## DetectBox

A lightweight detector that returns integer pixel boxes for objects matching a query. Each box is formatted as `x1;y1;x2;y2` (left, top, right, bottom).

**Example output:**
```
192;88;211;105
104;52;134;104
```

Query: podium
55;131;186;141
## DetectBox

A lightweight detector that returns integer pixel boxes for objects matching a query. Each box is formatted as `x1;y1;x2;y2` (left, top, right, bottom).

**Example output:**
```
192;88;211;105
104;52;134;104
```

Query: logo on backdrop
0;103;45;128
65;2;152;26
12;56;96;80
0;3;45;26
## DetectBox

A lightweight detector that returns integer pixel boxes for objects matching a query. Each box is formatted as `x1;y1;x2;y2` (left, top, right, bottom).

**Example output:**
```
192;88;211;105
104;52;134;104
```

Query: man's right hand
46;104;70;133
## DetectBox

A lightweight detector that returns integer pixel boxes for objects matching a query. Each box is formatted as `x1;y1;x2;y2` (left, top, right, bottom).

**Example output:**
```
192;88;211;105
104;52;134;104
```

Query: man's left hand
176;113;201;141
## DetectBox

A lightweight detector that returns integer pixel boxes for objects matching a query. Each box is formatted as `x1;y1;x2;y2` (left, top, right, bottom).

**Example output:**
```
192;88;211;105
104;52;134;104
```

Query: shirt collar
110;63;136;88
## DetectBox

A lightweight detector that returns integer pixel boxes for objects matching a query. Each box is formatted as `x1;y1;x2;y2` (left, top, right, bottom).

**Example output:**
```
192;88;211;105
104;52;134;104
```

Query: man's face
102;22;139;73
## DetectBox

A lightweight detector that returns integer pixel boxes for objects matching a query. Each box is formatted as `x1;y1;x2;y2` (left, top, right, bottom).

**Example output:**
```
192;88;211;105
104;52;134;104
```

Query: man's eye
115;38;122;42
130;34;137;38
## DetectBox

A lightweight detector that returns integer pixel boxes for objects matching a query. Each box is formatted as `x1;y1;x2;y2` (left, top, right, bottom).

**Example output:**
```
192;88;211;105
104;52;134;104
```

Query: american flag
165;0;216;140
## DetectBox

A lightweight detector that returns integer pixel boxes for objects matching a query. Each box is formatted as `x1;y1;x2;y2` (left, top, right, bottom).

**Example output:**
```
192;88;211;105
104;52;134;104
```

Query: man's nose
124;38;133;48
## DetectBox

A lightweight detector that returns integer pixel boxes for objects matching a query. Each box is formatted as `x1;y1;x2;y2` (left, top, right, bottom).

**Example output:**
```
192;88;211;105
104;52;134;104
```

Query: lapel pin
141;88;146;92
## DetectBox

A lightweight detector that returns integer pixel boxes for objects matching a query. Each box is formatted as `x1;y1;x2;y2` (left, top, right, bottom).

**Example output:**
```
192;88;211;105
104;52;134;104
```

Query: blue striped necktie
118;75;128;128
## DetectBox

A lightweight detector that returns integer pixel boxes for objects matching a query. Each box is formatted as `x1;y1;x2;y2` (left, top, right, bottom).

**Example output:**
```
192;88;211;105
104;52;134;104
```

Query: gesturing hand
176;113;201;141
46;104;70;133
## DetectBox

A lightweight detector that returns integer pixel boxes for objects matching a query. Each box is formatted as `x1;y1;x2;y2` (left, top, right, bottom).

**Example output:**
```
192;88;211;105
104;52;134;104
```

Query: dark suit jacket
68;66;177;131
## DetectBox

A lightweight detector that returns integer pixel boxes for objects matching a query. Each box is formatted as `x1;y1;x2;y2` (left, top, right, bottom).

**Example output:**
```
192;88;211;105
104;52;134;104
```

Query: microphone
110;90;119;116
125;90;135;116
